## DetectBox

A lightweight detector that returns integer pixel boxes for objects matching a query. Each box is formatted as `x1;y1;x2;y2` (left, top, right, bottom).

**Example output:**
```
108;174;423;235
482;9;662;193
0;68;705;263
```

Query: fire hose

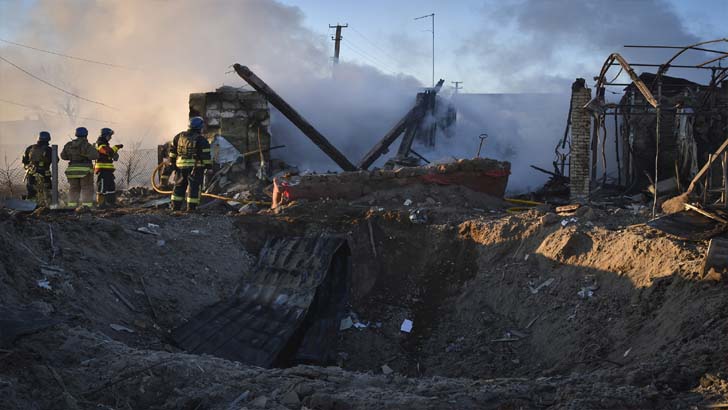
150;162;271;206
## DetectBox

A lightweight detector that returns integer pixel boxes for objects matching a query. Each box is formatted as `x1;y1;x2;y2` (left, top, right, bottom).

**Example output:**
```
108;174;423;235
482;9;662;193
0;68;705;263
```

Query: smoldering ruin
3;2;728;410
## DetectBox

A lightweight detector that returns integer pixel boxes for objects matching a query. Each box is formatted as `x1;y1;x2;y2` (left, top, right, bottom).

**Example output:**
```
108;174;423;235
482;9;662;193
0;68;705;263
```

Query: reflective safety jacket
60;137;99;178
22;142;54;177
169;130;212;169
94;137;120;173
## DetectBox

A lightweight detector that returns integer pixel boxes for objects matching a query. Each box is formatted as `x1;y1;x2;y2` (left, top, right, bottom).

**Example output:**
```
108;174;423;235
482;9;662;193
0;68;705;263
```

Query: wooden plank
687;137;728;195
357;104;424;170
232;64;356;171
684;203;728;224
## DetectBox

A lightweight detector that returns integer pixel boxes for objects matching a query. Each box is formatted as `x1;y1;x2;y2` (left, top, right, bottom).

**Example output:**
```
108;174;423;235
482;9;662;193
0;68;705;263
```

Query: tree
116;139;146;190
0;154;24;198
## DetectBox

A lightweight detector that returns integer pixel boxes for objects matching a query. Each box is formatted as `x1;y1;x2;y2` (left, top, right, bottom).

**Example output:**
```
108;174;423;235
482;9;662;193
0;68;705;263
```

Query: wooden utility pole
451;81;463;94
329;24;348;64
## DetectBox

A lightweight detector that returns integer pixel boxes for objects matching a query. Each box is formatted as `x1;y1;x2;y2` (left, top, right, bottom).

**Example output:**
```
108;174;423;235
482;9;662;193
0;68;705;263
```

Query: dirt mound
1;207;728;409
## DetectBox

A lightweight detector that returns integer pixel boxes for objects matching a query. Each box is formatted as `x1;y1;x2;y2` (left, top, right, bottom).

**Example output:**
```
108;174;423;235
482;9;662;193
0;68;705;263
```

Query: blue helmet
100;127;114;137
75;127;88;137
38;131;51;142
189;116;204;130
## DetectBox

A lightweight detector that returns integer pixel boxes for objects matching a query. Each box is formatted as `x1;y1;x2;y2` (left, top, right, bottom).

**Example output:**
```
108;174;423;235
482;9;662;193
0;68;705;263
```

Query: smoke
0;0;421;168
0;0;721;194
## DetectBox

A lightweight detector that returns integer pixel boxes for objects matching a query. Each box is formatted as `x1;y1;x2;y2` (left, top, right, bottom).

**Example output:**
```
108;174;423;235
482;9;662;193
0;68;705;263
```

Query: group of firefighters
21;116;212;211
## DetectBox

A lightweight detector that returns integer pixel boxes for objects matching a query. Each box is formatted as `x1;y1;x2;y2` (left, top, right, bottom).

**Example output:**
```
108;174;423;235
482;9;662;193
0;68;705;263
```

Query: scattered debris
409;208;427;224
528;278;555;294
339;316;354;331
560;217;578;227
404;199;413;206
400;319;413;333
36;279;51;290
136;226;159;236
109;324;134;333
381;364;394;375
1;199;37;212
556;204;581;214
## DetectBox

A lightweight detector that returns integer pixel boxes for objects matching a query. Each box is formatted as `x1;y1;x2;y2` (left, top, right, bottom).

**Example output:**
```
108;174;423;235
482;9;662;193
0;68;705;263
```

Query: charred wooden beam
233;64;357;171
359;79;444;170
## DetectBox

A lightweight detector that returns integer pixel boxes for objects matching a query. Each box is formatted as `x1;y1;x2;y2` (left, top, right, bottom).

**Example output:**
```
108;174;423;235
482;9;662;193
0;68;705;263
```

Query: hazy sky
278;0;728;92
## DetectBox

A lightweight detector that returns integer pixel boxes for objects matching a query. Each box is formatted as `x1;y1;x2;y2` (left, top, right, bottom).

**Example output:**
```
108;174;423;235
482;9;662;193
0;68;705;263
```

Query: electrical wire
0;38;135;70
349;26;401;66
341;41;399;74
0;54;117;110
0;98;117;124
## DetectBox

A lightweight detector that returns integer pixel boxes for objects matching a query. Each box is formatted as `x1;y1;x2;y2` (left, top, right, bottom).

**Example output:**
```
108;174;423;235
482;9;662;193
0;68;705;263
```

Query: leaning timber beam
357;103;426;170
233;64;357;172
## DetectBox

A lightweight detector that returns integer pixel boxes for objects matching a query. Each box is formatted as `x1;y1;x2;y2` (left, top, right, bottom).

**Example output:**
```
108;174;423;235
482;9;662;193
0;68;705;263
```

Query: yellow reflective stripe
202;148;211;152
202;160;212;164
171;195;185;201
176;158;196;167
169;152;177;158
82;202;94;206
187;197;200;204
94;163;115;169
67;166;92;171
112;146;120;153
67;202;78;207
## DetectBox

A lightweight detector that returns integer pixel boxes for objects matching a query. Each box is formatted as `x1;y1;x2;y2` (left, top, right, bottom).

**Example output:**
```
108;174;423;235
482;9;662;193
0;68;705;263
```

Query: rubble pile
2;196;728;409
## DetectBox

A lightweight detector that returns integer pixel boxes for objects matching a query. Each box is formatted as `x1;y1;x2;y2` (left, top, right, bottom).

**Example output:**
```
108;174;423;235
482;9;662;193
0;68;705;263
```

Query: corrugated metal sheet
171;235;349;367
647;210;728;241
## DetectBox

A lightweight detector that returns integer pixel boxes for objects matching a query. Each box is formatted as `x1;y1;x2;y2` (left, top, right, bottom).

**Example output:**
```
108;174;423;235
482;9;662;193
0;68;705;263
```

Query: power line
0;98;117;124
0;54;117;110
0;38;135;70
342;40;399;74
348;26;401;66
341;42;397;74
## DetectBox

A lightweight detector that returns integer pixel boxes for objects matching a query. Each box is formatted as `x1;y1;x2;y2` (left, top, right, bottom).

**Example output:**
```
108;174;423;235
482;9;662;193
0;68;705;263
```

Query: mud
1;201;728;409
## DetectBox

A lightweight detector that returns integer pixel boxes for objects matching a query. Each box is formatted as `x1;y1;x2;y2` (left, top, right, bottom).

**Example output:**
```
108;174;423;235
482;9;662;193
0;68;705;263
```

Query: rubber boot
186;202;197;212
106;193;117;208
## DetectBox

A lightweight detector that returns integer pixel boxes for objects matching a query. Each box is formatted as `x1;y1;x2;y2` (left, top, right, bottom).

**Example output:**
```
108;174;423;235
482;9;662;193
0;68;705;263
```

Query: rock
540;213;560;226
250;395;268;408
280;390;300;406
381;364;394;375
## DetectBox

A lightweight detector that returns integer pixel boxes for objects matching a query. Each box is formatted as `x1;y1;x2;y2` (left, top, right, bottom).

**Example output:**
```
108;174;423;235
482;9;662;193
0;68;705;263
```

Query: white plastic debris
623;347;632;357
528;278;555;294
353;322;368;329
339;316;353;330
381;364;394;375
577;288;594;299
190;229;200;234
136;226;159;235
403;199;413;206
109;324;135;333
147;223;160;229
400;319;413;333
37;279;51;290
560;217;578;227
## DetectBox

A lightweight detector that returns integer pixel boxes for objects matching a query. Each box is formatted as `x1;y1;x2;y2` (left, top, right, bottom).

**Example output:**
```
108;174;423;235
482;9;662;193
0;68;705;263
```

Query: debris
109;284;140;313
623;347;632;357
226;391;250;410
238;203;259;215
647;177;678;196
136;226;159;236
109;324;134;333
400;319;413;333
156;239;165;247
140;198;171;209
1;199;37;212
381;364;394;375
367;218;377;257
684;203;728;224
37;279;51;290
528;278;554;294
40;266;65;278
702;237;728;276
577;288;594;299
403;199;413;206
556;204;581;214
190;229;200;235
409;208;427;224
140;276;159;321
353;322;368;329
560;217;578;227
147;223;160;229
491;337;520;343
339;316;354;331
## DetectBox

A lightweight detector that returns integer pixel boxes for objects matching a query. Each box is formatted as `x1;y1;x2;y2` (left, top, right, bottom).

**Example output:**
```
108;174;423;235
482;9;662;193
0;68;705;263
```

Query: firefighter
168;116;212;211
60;127;99;208
158;140;174;189
94;128;123;208
21;131;56;206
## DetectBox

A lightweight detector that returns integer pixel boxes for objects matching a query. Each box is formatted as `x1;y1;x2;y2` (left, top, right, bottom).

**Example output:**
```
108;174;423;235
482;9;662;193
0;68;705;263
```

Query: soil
2;197;728;409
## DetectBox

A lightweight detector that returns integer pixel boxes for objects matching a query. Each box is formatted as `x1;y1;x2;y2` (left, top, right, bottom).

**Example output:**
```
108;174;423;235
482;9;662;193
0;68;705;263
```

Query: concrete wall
189;86;271;169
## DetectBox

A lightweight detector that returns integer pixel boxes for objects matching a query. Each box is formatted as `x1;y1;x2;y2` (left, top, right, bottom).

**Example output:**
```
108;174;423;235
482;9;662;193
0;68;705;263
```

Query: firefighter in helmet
168;117;212;211
94;128;123;208
21;131;57;206
60;127;99;208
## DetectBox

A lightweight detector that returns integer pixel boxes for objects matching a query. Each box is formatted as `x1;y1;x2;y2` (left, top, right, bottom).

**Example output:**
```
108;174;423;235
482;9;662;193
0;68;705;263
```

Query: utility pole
415;13;435;87
451;81;463;94
329;23;348;64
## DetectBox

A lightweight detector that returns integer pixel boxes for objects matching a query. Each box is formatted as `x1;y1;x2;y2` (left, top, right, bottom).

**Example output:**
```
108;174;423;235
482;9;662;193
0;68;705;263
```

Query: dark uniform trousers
96;170;116;196
171;167;204;210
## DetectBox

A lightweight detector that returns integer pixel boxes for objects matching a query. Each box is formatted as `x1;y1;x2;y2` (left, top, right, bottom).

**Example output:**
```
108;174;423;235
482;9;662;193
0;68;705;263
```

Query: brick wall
569;78;592;203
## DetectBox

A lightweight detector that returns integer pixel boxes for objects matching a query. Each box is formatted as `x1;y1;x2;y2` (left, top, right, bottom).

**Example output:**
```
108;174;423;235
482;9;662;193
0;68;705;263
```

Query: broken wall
189;86;271;169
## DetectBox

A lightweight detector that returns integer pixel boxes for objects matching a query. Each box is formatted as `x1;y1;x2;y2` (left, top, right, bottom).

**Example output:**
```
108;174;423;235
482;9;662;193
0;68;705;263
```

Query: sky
0;0;726;191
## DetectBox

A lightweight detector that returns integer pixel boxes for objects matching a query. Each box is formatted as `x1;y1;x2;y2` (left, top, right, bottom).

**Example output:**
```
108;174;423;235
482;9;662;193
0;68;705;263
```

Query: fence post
51;144;59;208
